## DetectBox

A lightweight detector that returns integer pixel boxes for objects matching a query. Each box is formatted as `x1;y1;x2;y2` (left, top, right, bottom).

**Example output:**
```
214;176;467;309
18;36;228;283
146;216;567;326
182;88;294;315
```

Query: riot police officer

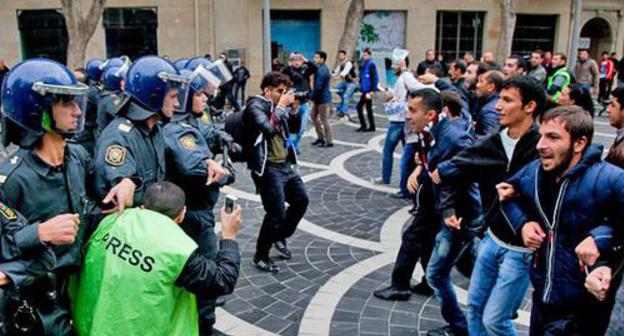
163;60;234;335
95;61;130;137
76;58;104;154
0;58;135;335
94;55;188;208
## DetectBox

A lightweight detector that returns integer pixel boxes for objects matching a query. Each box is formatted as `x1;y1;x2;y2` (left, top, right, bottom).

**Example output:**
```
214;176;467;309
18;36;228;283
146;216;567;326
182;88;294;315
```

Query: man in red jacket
599;51;615;104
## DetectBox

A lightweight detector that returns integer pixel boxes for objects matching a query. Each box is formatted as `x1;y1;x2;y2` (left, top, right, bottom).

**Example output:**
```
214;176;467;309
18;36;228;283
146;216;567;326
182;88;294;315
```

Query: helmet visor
159;72;191;113
31;82;89;135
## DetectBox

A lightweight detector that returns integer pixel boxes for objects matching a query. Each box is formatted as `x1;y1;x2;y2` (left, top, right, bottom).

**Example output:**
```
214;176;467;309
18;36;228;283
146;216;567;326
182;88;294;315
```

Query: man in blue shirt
310;51;333;147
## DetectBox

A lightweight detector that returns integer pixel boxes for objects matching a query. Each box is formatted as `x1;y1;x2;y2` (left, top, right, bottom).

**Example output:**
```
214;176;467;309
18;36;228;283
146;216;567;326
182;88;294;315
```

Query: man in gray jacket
574;49;599;96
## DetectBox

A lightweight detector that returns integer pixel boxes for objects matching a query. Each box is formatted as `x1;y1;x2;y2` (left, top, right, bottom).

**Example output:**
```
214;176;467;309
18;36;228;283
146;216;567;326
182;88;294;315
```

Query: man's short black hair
508;55;526;71
473;61;492;77
452;60;467;74
501;75;547;118
554;52;567;62
143;182;186;219
566;83;595;117
482;70;505;92
541;105;593;145
363;48;372;55
441;91;465;117
339;50;347;55
316;51;327;62
532;49;544;58
427;64;444;77
260;72;291;90
409;88;442;114
611;87;624;108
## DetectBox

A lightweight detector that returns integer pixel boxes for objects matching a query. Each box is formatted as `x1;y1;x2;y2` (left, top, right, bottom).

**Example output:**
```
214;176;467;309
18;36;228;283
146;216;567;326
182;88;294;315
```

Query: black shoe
365;127;376;132
323;143;334;148
408;206;418;215
390;191;409;199
274;240;292;260
373;286;411;301
311;139;325;146
355;127;365;132
411;281;434;296
215;297;226;307
427;326;465;336
253;258;280;273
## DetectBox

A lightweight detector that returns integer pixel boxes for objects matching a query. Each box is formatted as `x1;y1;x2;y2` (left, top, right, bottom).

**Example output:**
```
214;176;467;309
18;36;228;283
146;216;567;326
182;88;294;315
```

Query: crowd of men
0;42;624;336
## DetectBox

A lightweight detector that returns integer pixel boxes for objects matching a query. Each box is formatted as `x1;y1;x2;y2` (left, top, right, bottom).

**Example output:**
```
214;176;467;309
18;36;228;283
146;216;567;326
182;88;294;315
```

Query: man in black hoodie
430;75;546;336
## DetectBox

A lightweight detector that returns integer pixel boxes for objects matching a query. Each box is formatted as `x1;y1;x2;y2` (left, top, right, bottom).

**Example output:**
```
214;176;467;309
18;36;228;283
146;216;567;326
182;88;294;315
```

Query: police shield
158;72;191;113
31;81;89;135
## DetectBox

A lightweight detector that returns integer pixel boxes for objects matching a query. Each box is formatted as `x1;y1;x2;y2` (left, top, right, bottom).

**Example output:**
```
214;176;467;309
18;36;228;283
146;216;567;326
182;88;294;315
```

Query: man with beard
528;50;548;84
499;105;624;335
430;75;545;336
546;53;572;104
473;70;503;136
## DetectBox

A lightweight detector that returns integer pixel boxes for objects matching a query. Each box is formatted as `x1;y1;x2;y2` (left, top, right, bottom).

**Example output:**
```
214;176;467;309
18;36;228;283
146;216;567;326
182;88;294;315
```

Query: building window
270;10;321;63
436;11;485;62
103;8;158;60
512;14;557;56
18;9;68;63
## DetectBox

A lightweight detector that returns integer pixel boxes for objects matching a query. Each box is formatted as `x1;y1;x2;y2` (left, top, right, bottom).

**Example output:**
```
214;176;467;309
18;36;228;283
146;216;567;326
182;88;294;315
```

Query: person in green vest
546;52;573;104
73;181;241;336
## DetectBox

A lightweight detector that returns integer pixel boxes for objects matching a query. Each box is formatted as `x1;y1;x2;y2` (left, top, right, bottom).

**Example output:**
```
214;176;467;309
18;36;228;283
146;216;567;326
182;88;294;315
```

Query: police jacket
473;93;500;137
0;144;93;271
94;101;166;206
427;117;482;224
437;124;540;248
502;144;624;305
163;113;220;212
241;95;298;176
95;90;124;137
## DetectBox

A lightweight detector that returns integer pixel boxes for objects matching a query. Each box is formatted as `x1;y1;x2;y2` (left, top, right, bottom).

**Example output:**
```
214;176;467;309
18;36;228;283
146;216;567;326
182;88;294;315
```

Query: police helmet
1;58;89;136
178;61;233;113
85;58;104;82
103;62;129;92
124;55;189;114
174;58;190;71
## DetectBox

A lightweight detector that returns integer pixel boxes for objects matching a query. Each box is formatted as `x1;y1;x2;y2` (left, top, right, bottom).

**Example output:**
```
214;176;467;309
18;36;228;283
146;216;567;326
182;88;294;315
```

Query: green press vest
547;67;572;103
73;208;199;336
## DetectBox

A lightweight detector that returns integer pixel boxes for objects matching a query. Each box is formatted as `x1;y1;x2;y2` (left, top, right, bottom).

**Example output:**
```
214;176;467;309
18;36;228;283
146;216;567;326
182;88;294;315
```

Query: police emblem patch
180;136;197;150
105;145;126;166
0;203;17;221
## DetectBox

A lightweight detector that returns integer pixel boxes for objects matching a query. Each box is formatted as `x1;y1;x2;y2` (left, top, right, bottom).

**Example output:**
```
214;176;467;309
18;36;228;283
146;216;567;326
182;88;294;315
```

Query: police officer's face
192;92;208;114
162;88;180;118
52;96;82;132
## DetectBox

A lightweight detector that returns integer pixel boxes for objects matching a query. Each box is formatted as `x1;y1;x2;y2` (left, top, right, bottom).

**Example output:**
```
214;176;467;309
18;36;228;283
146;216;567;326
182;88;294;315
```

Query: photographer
241;72;309;273
282;53;316;154
74;182;241;336
310;51;333;147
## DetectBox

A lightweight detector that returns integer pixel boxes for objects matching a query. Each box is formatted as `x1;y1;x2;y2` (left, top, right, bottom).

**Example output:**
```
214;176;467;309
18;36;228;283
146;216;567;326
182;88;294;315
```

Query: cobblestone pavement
213;108;615;336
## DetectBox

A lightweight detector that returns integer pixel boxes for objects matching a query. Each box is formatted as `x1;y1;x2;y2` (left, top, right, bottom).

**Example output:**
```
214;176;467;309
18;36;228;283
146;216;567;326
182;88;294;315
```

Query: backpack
223;107;246;163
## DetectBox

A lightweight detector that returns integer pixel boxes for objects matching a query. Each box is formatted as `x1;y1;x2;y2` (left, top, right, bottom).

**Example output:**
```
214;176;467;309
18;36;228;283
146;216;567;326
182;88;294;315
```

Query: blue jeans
289;102;310;154
467;233;531;336
399;142;418;195
335;81;357;114
381;122;405;184
427;226;468;334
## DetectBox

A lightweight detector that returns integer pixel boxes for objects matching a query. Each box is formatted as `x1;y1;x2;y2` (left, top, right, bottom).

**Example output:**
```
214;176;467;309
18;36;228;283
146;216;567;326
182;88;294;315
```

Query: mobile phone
225;195;238;214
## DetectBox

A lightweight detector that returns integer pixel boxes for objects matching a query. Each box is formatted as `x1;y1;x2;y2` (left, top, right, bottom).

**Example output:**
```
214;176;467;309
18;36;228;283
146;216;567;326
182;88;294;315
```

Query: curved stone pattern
213;111;614;335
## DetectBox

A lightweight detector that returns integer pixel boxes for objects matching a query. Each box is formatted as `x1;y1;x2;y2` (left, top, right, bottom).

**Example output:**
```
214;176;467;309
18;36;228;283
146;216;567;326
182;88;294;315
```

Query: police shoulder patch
180;136;197;150
118;123;133;133
0;203;17;221
105;145;127;166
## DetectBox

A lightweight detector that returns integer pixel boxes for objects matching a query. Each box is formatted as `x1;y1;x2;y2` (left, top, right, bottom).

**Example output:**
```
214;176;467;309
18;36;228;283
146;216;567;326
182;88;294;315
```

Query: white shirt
333;61;353;78
389;70;423;122
500;128;520;162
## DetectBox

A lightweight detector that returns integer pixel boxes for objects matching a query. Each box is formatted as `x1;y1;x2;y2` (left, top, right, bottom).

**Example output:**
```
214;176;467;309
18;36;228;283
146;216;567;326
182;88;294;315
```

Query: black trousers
357;94;375;130
529;291;613;336
253;163;309;260
391;181;440;290
599;78;614;102
233;82;246;104
181;206;219;336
